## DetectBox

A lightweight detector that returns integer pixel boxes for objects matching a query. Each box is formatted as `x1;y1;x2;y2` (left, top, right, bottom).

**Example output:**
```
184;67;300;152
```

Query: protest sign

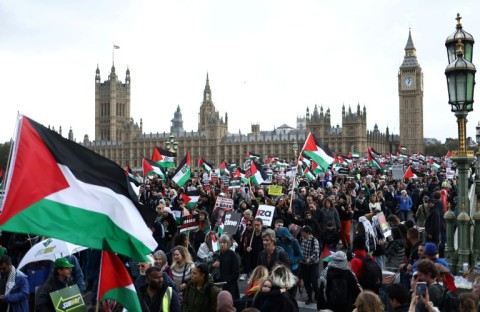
376;212;391;238
228;178;241;189
392;165;404;181
255;205;275;227
214;196;234;211
180;215;199;233
49;285;86;312
223;212;242;235
268;185;283;196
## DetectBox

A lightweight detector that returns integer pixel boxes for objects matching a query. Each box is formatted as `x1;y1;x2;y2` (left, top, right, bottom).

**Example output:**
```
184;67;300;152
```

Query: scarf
359;216;377;252
5;266;16;295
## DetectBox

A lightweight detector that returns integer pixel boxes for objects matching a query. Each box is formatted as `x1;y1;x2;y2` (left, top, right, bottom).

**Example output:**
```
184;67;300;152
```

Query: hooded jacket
276;227;303;271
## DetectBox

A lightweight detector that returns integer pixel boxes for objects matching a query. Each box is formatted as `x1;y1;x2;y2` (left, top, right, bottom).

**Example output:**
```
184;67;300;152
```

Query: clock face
403;77;414;88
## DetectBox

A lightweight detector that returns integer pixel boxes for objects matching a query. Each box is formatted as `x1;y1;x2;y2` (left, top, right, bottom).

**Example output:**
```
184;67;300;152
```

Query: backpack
435;284;459;312
327;275;348;305
355;255;382;292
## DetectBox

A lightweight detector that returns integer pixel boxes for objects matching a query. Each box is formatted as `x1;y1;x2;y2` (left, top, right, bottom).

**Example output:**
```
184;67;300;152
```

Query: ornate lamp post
292;141;298;165
165;134;179;167
474;122;480;262
165;134;179;153
444;14;476;272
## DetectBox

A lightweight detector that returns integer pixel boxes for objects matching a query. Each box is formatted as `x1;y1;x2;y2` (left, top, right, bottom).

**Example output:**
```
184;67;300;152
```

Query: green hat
54;257;74;268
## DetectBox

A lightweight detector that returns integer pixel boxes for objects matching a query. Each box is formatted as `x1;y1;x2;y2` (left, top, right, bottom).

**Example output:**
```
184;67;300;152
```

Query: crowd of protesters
3;158;480;312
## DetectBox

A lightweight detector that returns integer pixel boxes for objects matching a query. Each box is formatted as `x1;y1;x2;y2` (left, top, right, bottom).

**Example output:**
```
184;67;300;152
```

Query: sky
1;0;480;144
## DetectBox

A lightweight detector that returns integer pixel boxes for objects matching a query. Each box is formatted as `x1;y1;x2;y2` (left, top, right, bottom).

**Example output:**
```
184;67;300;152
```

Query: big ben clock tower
398;29;424;154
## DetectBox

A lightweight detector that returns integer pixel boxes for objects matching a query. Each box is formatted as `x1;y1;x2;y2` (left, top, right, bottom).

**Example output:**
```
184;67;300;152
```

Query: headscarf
216;290;236;312
319;251;361;302
359;216;377;252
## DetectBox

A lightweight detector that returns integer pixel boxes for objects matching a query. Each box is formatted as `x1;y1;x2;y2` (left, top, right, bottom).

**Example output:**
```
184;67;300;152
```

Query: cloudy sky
1;0;480;144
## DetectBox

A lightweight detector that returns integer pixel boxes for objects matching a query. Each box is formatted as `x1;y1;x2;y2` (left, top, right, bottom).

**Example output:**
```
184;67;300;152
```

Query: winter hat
424;243;439;256
163;207;173;215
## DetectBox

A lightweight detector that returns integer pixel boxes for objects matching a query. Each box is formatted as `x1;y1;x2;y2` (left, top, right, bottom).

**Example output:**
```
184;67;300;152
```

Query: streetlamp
165;134;179;153
444;14;476;273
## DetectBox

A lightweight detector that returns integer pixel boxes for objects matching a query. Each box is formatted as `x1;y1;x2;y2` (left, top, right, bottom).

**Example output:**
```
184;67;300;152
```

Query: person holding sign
35;258;75;312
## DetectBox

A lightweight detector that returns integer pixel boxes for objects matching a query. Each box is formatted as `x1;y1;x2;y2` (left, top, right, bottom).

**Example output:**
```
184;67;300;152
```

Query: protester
257;229;290;272
170;246;194;293
353;290;384;312
36;258;75;312
137;266;181;312
211;235;240;300
318;251;361;312
386;284;410;312
0;256;29;312
183;263;221;312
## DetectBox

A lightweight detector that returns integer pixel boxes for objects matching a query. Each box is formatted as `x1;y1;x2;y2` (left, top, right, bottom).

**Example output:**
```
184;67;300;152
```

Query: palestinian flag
220;161;230;176
367;149;383;173
124;166;142;187
311;160;323;175
98;251;142;312
333;154;340;167
430;159;441;171
142;158;166;180
0;116;157;261
210;232;219;252
198;157;213;172
151;146;176;168
249;162;268;186
403;167;425;179
303;168;316;181
370;147;382;157
321;245;332;262
349;152;360;158
445;150;452;158
418;153;426;161
340;155;353;165
246;151;260;160
301;133;334;171
172;153;191;187
181;190;201;209
397;152;408;160
398;145;408;151
234;168;249;184
299;154;311;170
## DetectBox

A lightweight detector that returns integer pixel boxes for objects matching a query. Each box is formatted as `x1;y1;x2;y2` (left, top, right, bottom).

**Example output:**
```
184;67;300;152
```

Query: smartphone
416;282;427;297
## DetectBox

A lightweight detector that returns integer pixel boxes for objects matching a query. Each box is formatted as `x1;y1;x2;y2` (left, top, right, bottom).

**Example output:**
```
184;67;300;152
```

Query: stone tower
398;29;424;153
95;65;131;141
170;105;184;134
197;73;228;164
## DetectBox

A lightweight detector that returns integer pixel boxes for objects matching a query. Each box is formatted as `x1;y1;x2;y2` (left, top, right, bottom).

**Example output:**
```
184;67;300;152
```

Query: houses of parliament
81;31;424;170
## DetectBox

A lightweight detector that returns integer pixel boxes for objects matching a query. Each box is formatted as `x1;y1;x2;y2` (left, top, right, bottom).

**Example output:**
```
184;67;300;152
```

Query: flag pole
289;141;303;214
1;113;21;201
95;251;104;312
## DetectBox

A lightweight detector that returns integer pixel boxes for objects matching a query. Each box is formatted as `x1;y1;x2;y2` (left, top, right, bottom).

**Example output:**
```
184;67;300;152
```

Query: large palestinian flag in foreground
301;132;334;171
0;116;157;261
98;251;141;312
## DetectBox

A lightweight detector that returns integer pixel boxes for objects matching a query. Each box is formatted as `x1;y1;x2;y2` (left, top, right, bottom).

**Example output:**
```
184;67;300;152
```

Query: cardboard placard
255;205;275;227
180;215;199;233
268;185;283;196
392;165;404;181
223;212;242;235
376;212;391;238
214;196;234;211
49;284;86;312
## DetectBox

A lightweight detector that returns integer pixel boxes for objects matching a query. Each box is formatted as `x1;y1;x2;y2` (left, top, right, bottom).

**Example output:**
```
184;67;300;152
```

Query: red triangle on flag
403;167;414;179
0;117;69;224
321;245;332;260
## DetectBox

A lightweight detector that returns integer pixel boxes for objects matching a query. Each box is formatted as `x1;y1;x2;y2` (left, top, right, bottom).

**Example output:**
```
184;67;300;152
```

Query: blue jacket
398;195;413;212
4;270;29;312
276;227;303;271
